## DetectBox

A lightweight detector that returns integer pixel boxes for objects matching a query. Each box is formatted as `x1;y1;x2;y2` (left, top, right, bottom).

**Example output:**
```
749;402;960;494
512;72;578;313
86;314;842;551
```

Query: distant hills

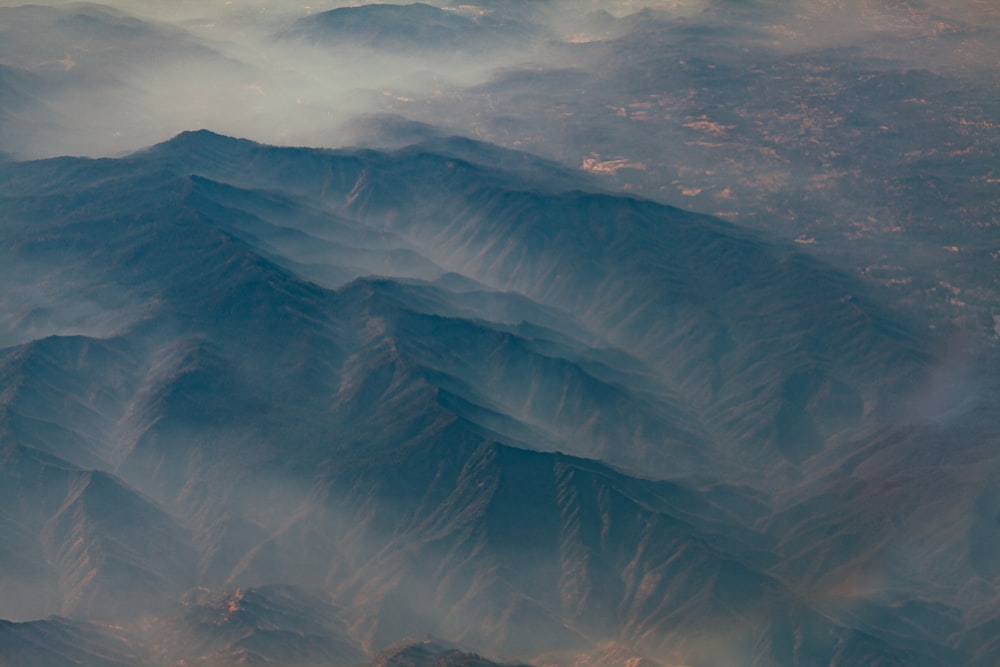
285;3;544;53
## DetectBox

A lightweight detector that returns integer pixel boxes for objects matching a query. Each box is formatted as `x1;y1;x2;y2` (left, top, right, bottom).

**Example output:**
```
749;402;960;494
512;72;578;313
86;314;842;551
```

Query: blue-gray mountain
284;2;545;53
0;131;995;666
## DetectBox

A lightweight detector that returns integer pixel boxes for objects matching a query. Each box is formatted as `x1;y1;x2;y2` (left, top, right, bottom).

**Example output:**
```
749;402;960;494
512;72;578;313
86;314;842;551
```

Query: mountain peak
145;129;256;155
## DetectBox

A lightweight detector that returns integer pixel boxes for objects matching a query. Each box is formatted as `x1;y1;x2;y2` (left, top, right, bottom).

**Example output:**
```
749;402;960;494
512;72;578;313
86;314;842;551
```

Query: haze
0;0;994;157
1;2;998;666
2;0;996;332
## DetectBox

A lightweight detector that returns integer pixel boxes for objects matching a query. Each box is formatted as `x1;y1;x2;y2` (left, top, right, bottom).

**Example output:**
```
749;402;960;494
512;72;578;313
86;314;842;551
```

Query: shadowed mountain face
1;130;996;667
135;131;933;474
0;617;144;667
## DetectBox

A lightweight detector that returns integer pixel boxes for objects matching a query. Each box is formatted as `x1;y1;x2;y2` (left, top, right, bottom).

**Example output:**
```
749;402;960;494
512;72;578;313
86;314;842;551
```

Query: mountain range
284;3;544;53
1;128;996;666
0;2;998;664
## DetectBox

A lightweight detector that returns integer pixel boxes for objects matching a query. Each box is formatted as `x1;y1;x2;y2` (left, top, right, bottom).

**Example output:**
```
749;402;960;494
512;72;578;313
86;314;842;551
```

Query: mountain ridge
0;130;989;666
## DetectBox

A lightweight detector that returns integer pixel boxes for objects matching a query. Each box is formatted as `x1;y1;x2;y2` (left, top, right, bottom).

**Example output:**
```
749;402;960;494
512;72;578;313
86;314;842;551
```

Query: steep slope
0;439;196;622
316;435;917;664
0;617;143;667
0;132;988;665
329;279;713;481
138;131;933;479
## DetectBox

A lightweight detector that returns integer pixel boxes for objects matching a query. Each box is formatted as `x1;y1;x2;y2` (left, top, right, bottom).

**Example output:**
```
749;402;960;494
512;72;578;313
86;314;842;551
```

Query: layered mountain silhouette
0;131;994;666
285;3;544;53
0;3;250;159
